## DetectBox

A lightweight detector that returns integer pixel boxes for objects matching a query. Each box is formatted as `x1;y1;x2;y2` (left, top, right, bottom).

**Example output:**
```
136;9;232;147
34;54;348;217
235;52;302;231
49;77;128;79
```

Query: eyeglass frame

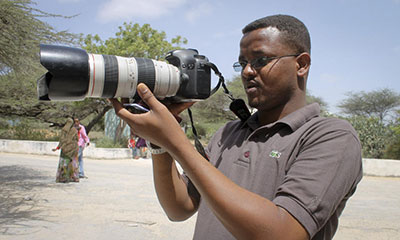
232;54;300;72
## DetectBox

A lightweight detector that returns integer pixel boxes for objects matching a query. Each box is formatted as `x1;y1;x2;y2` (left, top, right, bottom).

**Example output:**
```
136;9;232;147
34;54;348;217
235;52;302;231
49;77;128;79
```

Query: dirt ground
1;152;400;239
0;153;196;239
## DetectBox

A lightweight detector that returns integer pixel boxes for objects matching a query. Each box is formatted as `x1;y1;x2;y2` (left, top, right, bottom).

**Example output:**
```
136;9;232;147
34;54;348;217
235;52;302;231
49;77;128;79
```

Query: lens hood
39;44;89;101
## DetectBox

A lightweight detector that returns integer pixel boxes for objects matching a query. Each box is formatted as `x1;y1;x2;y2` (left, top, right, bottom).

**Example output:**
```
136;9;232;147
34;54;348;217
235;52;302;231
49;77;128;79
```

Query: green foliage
0;118;59;141
385;136;400;160
186;124;207;140
347;116;393;158
94;136;128;148
13;122;45;140
384;111;400;159
306;90;329;113
227;75;248;102
339;90;400;159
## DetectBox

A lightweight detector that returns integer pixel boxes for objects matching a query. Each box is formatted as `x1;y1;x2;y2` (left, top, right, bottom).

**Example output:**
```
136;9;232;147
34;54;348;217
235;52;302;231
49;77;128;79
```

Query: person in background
74;118;90;178
53;118;79;183
128;131;139;159
135;137;147;159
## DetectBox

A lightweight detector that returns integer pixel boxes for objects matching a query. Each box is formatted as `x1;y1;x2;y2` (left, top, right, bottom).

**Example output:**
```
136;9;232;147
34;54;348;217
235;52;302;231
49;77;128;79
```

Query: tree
0;0;84;132
81;22;187;58
0;0;77;75
338;88;400;122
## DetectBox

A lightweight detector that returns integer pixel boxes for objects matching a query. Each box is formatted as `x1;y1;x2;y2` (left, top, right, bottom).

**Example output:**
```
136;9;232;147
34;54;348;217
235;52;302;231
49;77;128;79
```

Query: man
74;118;90;178
110;14;362;240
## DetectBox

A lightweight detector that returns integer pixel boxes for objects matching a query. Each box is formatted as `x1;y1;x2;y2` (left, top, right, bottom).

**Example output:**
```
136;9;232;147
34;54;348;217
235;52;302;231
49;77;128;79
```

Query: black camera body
164;49;211;102
37;44;213;102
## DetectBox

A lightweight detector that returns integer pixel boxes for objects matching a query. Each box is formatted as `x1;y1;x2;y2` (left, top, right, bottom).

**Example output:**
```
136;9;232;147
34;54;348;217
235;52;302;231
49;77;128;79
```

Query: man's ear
296;52;311;78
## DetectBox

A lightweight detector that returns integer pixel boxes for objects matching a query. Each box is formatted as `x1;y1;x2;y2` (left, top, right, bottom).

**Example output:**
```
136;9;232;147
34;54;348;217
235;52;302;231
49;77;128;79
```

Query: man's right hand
108;83;193;153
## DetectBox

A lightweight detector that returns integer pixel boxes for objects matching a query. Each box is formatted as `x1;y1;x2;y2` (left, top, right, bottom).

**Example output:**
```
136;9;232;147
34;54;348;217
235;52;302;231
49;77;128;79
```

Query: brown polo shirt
185;103;363;240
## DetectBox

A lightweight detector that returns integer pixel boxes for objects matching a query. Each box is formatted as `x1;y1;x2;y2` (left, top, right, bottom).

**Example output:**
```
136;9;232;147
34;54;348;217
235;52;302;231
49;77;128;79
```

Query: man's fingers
108;98;132;121
169;102;195;115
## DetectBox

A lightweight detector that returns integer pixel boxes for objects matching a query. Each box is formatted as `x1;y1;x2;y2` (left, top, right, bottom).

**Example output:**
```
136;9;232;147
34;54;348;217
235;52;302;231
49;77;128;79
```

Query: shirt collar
278;103;320;132
242;103;321;132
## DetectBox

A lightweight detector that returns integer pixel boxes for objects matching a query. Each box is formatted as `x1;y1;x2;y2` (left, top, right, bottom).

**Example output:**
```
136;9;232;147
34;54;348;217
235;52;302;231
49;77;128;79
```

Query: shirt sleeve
80;125;90;143
273;120;363;238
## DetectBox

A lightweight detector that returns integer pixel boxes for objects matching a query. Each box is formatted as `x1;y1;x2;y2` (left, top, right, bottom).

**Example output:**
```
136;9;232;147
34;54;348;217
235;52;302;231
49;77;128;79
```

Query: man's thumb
137;83;158;109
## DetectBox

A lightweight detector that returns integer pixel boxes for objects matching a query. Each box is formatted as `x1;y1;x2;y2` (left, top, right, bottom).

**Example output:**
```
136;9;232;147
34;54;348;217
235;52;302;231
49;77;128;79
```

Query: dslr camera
37;44;213;102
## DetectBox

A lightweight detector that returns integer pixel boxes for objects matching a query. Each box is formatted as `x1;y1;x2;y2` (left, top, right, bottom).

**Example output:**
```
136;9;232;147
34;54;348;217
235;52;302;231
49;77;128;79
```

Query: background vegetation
0;0;399;159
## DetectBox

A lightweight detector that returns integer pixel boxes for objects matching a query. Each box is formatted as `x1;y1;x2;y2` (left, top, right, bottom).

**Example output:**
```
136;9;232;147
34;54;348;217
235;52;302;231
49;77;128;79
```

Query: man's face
74;119;79;127
239;27;300;112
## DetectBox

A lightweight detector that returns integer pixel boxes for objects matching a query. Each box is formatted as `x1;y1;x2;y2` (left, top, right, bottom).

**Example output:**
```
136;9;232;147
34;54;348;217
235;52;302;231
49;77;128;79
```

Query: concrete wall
1;139;399;177
362;158;400;177
0;139;132;160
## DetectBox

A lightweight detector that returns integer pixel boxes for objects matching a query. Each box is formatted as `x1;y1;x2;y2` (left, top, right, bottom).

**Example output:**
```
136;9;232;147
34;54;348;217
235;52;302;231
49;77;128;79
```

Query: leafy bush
94;136;128;148
14;122;45;140
0;119;59;141
384;118;400;160
185;122;224;143
347;116;393;158
384;136;400;160
186;123;207;140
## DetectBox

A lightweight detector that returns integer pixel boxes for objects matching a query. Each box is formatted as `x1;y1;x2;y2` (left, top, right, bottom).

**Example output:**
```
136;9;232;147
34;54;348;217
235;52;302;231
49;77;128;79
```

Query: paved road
0;153;399;240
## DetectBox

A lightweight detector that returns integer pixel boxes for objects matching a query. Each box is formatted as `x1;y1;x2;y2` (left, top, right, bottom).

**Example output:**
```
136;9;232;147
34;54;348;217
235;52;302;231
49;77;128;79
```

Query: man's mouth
245;80;258;91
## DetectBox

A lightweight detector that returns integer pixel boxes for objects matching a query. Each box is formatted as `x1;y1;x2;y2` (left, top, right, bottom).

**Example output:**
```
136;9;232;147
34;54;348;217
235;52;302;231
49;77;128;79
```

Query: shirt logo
244;151;250;158
269;150;281;159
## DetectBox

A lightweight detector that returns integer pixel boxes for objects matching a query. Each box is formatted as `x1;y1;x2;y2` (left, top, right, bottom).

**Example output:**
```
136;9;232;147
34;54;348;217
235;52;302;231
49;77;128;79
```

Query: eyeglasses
232;54;299;72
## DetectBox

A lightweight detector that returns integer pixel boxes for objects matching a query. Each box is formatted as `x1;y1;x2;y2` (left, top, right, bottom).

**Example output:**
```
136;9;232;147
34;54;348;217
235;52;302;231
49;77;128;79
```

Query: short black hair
242;14;311;54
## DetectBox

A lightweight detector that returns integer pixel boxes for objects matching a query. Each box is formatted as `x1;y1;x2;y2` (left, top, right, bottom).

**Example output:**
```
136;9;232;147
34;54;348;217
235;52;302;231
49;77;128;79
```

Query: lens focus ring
135;58;156;92
102;55;119;98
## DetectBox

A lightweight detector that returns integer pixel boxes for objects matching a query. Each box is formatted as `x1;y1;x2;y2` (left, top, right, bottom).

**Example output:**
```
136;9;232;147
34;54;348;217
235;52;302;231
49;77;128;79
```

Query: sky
34;0;400;113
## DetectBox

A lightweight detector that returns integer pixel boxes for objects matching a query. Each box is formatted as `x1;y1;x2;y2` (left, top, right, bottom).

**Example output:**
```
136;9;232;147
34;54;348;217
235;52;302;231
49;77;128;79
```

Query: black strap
187;107;209;161
206;62;234;101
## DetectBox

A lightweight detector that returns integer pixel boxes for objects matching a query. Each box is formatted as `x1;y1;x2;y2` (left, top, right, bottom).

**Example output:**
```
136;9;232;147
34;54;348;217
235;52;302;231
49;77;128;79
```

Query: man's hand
108;83;193;151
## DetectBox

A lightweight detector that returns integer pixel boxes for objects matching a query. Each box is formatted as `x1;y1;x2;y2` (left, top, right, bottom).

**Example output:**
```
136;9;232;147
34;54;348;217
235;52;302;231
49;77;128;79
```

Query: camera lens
38;44;181;101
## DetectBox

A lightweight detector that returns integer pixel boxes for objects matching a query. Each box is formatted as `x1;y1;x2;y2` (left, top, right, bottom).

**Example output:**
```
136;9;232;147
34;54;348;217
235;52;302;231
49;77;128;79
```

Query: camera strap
206;62;251;122
187;107;209;160
187;62;251;160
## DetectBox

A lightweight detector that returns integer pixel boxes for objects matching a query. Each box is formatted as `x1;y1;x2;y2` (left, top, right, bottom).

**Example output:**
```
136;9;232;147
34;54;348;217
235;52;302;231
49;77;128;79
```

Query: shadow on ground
0;165;55;235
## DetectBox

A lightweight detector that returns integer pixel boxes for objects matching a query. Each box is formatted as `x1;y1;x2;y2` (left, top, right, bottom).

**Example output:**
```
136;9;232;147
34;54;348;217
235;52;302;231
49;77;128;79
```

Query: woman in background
52;118;79;183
